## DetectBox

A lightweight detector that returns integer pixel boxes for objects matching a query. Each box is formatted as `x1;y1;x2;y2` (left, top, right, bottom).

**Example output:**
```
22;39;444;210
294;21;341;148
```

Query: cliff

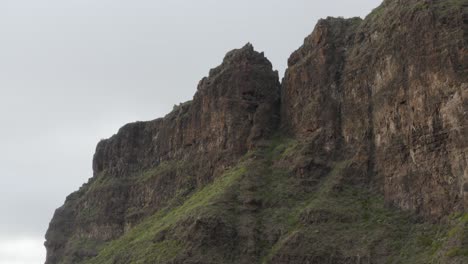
283;0;467;219
45;0;468;263
45;44;281;263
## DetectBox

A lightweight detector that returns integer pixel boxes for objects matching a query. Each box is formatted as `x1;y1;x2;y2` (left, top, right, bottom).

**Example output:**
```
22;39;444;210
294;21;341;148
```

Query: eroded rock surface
45;1;467;263
45;44;280;264
282;0;467;219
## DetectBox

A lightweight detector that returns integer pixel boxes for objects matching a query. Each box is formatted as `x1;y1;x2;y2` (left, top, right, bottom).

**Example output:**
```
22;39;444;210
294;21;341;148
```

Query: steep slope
45;0;468;263
45;44;281;263
282;0;467;219
50;136;468;264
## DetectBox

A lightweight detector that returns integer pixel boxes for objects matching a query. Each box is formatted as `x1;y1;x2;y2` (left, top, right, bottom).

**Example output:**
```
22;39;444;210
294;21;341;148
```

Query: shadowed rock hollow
45;0;468;263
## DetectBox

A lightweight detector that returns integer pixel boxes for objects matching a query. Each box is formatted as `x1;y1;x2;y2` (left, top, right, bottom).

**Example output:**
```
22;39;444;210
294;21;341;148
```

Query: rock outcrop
283;0;467;219
45;44;280;264
45;0;468;263
92;43;280;178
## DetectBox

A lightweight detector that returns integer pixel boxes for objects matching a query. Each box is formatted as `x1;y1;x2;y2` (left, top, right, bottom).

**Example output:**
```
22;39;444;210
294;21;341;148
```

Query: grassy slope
84;136;468;264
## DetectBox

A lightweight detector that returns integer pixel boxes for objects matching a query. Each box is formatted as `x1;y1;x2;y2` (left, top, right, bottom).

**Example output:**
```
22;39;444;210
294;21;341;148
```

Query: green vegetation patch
81;135;468;264
86;164;246;264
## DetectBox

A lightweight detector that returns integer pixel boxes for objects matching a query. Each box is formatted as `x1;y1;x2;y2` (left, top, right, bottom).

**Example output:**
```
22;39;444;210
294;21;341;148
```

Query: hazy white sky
0;0;381;263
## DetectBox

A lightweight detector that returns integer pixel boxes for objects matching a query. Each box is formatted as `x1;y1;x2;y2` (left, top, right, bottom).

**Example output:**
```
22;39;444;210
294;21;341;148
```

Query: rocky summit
45;0;468;263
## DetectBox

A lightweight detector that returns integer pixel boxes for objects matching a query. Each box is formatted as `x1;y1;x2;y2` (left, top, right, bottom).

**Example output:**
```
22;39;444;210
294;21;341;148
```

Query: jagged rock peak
45;1;468;263
207;43;275;78
46;41;282;263
287;16;361;67
92;43;281;178
223;42;261;62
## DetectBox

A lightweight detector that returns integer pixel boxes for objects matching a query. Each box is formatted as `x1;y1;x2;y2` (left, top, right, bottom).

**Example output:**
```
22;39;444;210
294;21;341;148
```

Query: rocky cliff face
92;43;280;178
45;44;280;263
283;0;467;219
45;0;468;263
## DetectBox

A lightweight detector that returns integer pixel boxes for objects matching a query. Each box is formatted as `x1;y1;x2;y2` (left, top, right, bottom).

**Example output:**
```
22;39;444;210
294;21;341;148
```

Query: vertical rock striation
282;0;467;219
45;0;468;263
45;44;280;264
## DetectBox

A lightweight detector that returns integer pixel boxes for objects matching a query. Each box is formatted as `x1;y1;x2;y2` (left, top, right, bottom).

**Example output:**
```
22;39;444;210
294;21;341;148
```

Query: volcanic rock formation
45;0;467;263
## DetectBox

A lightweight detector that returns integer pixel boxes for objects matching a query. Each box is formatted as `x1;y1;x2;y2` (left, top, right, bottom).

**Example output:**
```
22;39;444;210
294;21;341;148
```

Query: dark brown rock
281;0;467;219
93;43;280;179
45;44;280;264
45;1;468;263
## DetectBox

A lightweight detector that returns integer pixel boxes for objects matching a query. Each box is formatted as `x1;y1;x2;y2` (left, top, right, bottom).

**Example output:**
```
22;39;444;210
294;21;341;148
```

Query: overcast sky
0;0;381;263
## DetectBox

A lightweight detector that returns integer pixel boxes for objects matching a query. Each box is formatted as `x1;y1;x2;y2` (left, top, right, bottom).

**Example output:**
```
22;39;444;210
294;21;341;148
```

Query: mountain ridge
45;0;468;263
